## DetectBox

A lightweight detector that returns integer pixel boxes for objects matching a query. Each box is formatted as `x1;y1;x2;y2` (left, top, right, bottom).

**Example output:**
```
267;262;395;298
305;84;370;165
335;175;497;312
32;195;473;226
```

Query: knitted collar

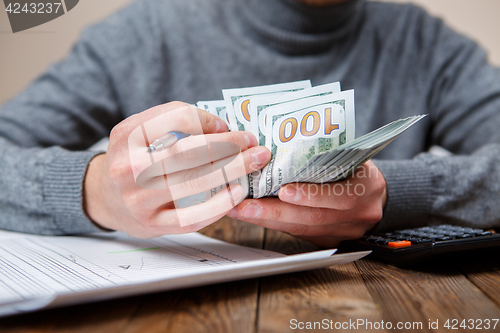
235;0;364;55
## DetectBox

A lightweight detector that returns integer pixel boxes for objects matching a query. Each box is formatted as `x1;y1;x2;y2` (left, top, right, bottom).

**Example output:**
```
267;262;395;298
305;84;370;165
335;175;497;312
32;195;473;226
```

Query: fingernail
240;203;262;218
280;187;301;203
230;185;244;202
244;132;257;148
252;148;270;167
216;120;227;133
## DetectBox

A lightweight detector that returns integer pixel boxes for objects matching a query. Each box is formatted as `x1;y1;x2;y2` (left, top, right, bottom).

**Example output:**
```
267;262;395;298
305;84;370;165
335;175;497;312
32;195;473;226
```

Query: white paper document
0;230;369;317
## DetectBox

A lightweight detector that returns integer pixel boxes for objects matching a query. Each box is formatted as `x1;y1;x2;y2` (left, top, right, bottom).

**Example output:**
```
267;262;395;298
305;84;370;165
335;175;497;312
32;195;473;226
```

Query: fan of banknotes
195;80;425;200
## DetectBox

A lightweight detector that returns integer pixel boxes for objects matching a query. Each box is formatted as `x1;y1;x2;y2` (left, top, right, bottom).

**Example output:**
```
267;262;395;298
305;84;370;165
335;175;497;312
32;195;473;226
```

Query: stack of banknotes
195;80;425;200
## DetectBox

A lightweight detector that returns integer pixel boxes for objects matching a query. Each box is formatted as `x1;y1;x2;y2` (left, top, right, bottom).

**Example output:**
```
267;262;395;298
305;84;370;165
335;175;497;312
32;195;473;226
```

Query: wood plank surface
0;217;498;333
200;216;265;248
356;257;500;332
257;229;387;333
455;247;500;307
0;293;144;333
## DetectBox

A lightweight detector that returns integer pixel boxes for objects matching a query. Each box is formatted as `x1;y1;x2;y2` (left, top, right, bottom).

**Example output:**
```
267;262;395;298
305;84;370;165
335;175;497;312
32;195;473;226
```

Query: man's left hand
227;161;387;248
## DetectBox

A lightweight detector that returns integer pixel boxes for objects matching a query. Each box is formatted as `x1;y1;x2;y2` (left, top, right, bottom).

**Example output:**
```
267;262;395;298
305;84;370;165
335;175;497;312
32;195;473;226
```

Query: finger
154;184;245;228
115;102;227;145
278;162;384;210
138;131;259;178
227;205;370;240
195;106;228;134
141;104;227;140
228;198;347;226
144;211;228;237
141;102;227;135
139;146;270;199
125;105;227;181
228;196;381;226
278;181;363;210
122;184;176;215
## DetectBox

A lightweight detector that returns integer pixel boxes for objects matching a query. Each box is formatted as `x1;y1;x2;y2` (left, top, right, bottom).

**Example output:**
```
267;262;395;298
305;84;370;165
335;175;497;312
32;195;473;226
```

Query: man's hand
83;102;271;238
227;161;387;247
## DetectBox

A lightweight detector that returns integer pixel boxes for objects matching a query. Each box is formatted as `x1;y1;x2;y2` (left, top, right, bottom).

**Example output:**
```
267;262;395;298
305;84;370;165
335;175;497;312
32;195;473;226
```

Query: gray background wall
1;0;499;104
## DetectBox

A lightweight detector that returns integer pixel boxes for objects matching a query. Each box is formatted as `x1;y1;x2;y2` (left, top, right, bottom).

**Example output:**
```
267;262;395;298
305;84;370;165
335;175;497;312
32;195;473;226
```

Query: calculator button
391;234;407;240
392;236;411;241
438;225;454;229
376;232;394;237
407;237;422;244
388;241;412;248
436;236;453;241
366;237;381;243
430;234;444;238
442;231;462;236
375;239;391;245
478;231;492;236
415;238;433;244
457;234;473;238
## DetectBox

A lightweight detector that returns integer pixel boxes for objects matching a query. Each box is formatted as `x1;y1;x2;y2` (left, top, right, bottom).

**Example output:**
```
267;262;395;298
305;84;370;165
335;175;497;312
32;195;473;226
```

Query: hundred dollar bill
176;175;249;209
288;115;427;184
247;82;341;197
193;100;248;205
257;90;355;198
175;114;425;208
217;105;231;128
196;100;231;127
221;80;311;197
222;80;311;132
196;82;424;205
196;100;220;117
250;82;341;146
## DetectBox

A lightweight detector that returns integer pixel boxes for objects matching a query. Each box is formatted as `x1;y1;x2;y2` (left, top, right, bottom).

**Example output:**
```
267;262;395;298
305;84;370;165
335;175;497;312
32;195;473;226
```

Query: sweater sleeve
374;8;500;231
0;1;155;235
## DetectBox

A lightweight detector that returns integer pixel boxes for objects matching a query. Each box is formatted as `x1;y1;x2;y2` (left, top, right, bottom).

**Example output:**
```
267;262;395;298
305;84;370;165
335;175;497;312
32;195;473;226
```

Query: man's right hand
83;102;271;238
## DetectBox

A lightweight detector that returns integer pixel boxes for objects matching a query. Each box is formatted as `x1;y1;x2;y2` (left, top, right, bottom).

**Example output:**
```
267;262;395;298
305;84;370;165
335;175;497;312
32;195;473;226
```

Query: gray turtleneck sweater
1;0;500;235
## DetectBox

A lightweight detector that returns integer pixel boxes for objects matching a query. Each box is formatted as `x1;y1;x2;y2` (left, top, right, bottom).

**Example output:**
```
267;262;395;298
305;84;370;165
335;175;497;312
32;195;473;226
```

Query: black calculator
339;225;500;266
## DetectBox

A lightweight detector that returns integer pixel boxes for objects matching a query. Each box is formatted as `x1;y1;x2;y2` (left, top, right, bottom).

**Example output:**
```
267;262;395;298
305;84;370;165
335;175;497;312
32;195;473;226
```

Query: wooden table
0;217;499;332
